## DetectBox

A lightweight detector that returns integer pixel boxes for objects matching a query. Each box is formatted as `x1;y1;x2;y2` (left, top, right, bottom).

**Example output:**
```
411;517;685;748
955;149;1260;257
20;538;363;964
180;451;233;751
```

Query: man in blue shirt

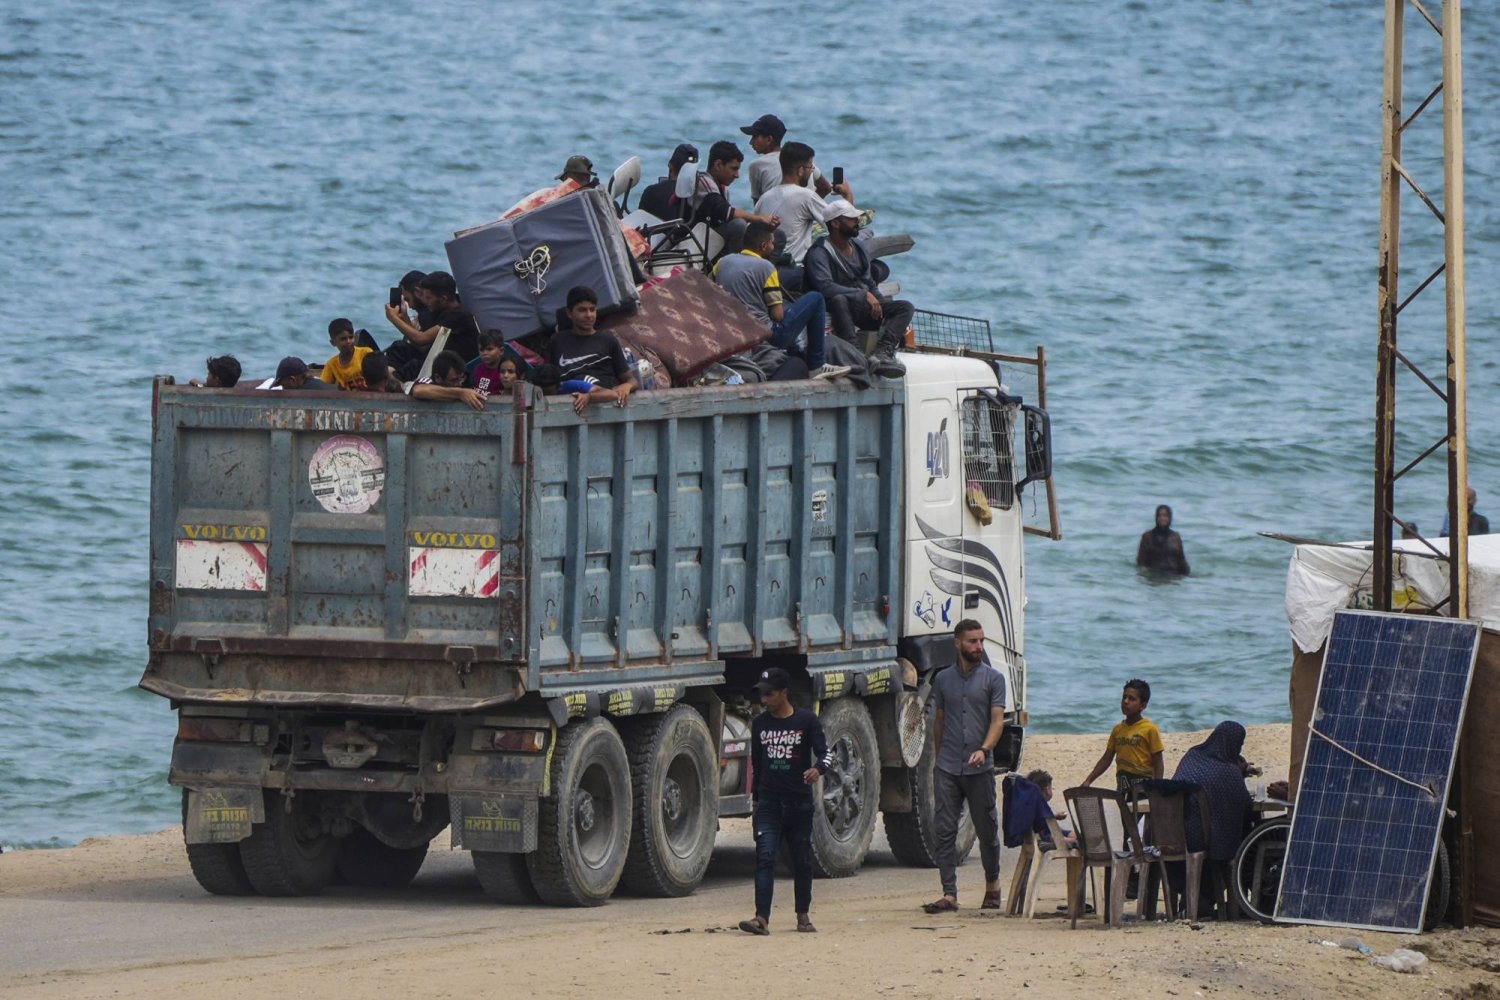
921;619;1007;913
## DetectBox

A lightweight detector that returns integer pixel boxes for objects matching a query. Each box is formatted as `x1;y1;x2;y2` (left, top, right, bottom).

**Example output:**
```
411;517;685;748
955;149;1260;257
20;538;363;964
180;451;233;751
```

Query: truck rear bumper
142;651;524;712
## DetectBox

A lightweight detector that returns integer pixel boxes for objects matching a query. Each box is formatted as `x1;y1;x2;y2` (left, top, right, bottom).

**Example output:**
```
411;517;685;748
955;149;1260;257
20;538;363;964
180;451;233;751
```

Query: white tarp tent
1284;533;1500;652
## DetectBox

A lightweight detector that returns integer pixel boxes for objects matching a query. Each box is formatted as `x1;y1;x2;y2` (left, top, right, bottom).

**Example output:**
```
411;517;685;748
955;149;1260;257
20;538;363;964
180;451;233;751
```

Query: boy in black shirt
740;667;831;936
549;285;637;416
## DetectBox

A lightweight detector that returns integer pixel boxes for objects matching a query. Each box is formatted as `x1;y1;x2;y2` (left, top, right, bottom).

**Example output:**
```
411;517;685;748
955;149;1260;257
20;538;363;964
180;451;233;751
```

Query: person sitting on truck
360;352;404;393
548;285;637;416
188;355;241;388
255;356;331;391
384;269;436;339
753;141;852;265
741;114;840;203
686;141;780;258
804;200;911;379
407;350;485;411
638;143;698;221
382;271;480;380
319;318;374;390
712;222;850;381
468;330;508;398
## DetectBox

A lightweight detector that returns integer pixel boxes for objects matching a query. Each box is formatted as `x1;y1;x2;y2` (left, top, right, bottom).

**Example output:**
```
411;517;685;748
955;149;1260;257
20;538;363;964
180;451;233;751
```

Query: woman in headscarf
1137;504;1191;574
1172;721;1253;915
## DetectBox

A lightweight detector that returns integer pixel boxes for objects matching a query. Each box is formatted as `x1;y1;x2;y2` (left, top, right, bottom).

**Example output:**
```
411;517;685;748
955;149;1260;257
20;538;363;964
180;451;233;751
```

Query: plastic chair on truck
1140;780;1211;920
1062;787;1158;929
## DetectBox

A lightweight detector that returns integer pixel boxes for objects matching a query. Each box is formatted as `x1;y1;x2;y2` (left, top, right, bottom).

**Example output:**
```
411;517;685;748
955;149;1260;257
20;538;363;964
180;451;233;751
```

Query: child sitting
189;355;242;388
469;330;512;398
320;318;374;390
1080;677;1164;797
548;285;637;415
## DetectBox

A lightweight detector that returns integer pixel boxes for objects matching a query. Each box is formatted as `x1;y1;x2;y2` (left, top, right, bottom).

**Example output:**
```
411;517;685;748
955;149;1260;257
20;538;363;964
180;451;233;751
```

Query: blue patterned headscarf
1172;721;1252;861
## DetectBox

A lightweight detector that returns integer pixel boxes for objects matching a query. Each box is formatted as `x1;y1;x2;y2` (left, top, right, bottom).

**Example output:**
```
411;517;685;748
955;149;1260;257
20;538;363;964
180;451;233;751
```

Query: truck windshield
961;396;1015;510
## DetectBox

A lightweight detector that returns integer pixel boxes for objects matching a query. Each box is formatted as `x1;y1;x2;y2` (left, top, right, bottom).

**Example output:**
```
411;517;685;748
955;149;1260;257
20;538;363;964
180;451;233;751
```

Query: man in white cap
804;200;912;378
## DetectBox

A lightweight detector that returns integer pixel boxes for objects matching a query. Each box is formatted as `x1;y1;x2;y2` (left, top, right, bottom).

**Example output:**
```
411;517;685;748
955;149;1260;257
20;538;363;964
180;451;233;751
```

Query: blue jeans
753;796;815;919
769;291;827;369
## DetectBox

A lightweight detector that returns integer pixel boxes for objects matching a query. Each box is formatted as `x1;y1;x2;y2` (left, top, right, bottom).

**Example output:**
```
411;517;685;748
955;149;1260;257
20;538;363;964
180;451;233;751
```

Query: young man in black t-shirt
548;286;637;416
739;666;831;936
383;271;480;381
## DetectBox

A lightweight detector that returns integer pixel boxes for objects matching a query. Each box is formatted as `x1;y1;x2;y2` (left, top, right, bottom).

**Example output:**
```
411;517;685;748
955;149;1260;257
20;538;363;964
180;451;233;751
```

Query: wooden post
1373;0;1404;609
1442;0;1474;930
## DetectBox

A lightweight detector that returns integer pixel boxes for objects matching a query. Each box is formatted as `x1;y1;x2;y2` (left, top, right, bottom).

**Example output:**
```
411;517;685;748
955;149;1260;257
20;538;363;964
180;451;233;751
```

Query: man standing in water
1137;504;1191;575
921;619;1006;914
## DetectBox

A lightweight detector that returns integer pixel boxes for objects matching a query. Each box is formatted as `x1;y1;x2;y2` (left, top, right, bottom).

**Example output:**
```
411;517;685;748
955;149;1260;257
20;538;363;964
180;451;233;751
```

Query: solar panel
1275;610;1480;932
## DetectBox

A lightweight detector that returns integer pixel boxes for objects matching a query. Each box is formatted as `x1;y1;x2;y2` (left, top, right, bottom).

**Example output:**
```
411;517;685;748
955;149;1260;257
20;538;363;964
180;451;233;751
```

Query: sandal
738;917;770;936
922;897;959;914
980;891;1002;910
796;920;818;933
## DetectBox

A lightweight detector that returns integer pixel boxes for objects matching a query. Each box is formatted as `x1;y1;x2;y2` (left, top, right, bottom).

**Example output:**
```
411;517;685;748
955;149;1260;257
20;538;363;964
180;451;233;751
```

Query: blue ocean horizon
3;1;1497;848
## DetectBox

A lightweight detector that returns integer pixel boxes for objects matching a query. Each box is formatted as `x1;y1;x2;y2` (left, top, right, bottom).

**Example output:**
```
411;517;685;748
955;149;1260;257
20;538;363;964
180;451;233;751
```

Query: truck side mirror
1017;404;1051;491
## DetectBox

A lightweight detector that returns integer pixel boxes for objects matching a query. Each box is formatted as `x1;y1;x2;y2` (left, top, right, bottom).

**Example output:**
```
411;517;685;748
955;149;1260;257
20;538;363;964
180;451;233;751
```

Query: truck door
952;392;1024;710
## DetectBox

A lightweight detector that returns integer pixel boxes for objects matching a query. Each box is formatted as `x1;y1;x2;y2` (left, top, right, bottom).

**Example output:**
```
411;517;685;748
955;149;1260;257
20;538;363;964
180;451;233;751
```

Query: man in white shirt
754;142;850;265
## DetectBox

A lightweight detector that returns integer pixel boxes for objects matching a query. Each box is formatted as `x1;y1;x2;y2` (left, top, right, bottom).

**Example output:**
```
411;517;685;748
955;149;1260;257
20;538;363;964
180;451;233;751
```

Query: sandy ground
3;724;1498;1000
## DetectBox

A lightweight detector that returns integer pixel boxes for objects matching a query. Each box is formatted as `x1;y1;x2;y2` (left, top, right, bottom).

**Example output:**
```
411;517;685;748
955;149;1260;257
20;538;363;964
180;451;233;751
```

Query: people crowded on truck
712;222;849;382
382;271;481;381
804;200;911;378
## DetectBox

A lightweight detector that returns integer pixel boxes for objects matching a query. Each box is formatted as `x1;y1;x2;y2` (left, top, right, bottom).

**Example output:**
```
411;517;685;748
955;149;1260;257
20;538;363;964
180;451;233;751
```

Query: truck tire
619;705;719;897
335;828;427;888
810;697;881;878
239;790;341;897
180;790;255;896
883;696;976;868
526;717;633;906
473;850;542;904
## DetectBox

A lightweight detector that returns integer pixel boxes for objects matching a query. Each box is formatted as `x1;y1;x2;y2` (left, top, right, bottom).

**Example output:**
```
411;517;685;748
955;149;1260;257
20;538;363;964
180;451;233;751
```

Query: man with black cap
741;114;836;203
638;143;698;221
556;154;598;187
740;666;831;936
254;356;330;390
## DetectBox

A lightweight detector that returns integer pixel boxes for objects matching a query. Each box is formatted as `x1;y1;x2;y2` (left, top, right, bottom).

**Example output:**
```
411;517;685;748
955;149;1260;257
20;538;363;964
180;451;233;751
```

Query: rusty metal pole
1373;0;1404;609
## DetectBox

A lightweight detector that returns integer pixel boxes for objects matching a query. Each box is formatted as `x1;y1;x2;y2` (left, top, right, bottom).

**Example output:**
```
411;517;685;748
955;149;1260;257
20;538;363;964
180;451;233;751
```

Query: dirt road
3;725;1496;999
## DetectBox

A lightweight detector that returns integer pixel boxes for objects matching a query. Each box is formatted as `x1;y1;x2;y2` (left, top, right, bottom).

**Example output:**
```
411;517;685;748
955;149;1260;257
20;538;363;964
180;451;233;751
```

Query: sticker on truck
409;546;500;598
175;537;267;591
309;434;385;514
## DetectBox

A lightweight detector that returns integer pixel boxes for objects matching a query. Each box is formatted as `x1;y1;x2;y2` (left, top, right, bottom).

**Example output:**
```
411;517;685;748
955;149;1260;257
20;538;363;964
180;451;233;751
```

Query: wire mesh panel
911;309;993;352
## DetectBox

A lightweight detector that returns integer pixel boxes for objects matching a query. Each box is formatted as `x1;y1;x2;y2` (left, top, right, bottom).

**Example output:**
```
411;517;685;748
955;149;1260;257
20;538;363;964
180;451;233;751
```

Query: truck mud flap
451;796;538;853
807;661;897;702
184;786;265;844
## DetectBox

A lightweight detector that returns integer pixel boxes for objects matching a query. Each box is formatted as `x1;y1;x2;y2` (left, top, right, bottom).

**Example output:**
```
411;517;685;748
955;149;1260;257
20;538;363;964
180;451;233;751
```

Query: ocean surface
5;1;1500;849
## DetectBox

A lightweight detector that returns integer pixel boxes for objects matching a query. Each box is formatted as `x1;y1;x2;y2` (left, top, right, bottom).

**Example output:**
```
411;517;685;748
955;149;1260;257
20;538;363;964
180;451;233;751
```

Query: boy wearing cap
740;666;832;936
741;114;837;203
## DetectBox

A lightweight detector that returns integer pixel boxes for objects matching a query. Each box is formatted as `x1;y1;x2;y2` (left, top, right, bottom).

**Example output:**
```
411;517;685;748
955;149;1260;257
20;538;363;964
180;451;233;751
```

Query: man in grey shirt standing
921;618;1007;913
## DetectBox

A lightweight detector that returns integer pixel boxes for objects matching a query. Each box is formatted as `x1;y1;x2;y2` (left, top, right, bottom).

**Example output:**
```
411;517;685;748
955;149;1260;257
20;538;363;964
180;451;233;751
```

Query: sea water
4;0;1499;848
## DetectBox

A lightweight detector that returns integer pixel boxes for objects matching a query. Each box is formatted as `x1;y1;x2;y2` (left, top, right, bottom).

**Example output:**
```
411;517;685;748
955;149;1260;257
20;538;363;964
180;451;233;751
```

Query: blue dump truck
143;343;1056;905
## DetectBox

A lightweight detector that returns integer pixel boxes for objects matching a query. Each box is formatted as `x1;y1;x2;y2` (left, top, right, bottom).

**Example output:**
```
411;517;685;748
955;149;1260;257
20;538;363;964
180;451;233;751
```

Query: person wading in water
1137;504;1190;575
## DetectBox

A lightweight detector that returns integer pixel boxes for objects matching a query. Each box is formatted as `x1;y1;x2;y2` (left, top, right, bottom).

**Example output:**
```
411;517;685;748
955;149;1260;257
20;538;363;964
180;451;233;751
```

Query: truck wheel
810;697;881;878
473;850;542;904
526;717;633;906
239;791;341;897
884;695;976;868
180;790;255;896
619;705;719;897
335;828;427;888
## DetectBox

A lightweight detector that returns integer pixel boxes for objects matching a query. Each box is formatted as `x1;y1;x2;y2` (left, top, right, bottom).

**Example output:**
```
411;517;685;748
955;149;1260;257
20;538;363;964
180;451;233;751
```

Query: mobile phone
832;166;845;187
388;287;402;309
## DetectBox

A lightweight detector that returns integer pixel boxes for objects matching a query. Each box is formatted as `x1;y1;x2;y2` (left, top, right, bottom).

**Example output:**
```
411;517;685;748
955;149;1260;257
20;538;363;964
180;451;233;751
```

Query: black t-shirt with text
750;708;831;802
549;329;631;389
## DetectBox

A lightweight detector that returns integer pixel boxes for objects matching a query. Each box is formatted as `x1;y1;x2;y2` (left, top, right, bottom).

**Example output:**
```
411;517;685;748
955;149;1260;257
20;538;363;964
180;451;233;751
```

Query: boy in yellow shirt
320;318;373;390
1081;678;1164;795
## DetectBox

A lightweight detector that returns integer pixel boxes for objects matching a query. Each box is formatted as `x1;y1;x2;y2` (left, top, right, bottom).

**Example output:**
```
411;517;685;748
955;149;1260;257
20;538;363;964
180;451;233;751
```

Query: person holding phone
753;141;851;266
